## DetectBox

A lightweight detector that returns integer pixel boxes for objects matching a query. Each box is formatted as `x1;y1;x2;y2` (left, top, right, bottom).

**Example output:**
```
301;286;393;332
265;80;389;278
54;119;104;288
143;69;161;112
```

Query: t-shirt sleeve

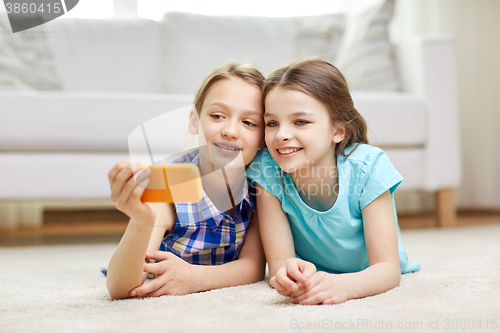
245;148;284;200
358;147;403;210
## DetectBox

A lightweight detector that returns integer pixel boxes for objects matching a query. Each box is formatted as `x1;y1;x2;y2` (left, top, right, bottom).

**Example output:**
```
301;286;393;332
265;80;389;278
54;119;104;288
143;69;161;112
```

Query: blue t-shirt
246;144;420;274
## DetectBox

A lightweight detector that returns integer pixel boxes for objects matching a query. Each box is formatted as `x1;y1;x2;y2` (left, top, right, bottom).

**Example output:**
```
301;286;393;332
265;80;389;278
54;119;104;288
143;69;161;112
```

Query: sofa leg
0;202;19;229
0;202;44;229
18;202;44;227
435;189;457;228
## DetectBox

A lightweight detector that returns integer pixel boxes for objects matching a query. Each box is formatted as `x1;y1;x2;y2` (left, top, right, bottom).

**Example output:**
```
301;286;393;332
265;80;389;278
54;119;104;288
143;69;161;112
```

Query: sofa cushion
0;92;194;152
44;18;162;93
285;13;345;61
159;12;296;94
0;13;62;91
335;0;401;91
352;92;426;146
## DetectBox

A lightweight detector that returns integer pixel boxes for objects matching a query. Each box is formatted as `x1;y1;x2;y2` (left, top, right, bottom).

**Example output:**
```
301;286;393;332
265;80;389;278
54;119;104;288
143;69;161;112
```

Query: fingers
286;259;315;289
108;159;129;189
110;161;136;202
135;167;150;187
287;265;316;300
271;268;299;295
322;297;343;305
143;262;167;275
290;278;321;304
110;162;151;213
109;160;147;200
289;261;316;297
301;261;316;279
145;251;172;262
270;276;294;297
143;251;176;274
290;272;342;305
293;290;331;305
130;278;162;297
137;288;166;298
109;160;131;201
286;266;309;288
269;259;317;297
124;167;150;204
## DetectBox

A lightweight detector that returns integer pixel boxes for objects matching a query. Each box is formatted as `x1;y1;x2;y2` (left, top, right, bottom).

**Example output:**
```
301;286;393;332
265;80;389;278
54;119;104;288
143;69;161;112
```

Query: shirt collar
186;150;253;227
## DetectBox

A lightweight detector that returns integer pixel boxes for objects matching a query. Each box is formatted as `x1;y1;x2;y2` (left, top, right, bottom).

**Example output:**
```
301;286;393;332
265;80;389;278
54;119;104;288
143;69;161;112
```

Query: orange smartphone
140;163;203;203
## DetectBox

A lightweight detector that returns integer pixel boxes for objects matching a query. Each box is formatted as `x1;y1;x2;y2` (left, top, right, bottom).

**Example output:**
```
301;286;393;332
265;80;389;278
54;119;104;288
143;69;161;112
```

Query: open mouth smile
276;147;303;157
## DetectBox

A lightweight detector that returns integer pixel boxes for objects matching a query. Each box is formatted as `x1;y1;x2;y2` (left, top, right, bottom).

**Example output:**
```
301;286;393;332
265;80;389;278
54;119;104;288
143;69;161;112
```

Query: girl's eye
243;120;257;127
295;120;308;126
210;114;223;120
266;121;278;127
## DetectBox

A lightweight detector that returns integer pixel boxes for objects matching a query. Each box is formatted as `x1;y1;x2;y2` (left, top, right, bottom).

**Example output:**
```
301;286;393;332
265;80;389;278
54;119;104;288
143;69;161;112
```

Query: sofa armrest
396;35;461;191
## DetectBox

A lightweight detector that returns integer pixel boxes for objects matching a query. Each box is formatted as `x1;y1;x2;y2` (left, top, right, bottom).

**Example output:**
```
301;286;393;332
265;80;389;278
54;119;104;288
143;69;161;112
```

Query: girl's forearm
191;256;266;292
340;261;401;300
106;219;154;300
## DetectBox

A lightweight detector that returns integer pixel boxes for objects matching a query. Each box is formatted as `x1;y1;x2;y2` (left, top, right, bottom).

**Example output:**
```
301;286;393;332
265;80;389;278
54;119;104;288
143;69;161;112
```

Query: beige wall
392;0;500;211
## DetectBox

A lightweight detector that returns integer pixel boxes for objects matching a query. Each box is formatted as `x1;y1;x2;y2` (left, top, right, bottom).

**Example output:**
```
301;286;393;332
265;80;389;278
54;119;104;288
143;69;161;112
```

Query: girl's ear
332;123;346;144
188;110;199;135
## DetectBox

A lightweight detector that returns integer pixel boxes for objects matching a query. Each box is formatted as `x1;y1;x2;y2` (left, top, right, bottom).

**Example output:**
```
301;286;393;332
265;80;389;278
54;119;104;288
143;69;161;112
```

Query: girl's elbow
106;278;131;301
108;287;131;301
391;264;402;287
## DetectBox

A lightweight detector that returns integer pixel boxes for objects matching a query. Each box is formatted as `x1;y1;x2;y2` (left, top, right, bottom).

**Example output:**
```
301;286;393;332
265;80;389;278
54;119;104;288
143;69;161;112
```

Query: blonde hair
263;57;368;157
194;62;265;115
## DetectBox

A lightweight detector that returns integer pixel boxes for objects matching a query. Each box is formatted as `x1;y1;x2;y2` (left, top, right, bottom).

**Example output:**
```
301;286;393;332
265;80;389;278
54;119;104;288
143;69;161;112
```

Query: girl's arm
359;189;402;293
105;160;176;300
129;205;266;297
256;184;315;295
291;190;401;305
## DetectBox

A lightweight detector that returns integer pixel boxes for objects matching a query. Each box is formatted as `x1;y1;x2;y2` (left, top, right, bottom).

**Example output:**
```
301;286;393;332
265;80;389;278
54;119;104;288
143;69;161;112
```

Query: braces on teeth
214;143;240;151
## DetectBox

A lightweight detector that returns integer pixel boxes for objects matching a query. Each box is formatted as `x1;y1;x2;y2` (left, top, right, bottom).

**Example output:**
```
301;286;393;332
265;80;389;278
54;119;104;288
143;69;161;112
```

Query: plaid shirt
159;149;256;265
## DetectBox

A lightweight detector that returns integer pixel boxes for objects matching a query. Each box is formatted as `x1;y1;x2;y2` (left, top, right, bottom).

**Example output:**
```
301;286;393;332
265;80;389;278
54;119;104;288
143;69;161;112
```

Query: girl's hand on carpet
108;159;155;225
129;251;198;297
290;271;350;305
270;258;315;297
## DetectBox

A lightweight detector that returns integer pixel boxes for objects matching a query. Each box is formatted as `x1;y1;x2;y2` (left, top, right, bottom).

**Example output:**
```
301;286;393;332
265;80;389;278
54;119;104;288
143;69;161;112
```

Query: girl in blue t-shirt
246;58;420;305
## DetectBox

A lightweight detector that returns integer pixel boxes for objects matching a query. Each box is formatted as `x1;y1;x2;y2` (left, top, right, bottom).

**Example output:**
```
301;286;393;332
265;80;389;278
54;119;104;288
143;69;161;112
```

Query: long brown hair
194;61;265;115
263;57;368;157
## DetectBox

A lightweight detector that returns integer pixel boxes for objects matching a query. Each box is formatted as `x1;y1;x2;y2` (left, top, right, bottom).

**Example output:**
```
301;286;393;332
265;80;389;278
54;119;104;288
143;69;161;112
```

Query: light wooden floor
0;209;499;246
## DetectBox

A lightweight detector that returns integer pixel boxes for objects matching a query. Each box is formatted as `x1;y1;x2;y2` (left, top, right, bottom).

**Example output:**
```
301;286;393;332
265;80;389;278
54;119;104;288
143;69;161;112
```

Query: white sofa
0;11;461;228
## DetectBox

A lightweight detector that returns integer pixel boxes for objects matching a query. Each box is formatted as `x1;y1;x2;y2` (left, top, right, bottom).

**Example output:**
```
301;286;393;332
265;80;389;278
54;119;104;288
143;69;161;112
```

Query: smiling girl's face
264;86;345;174
189;76;264;170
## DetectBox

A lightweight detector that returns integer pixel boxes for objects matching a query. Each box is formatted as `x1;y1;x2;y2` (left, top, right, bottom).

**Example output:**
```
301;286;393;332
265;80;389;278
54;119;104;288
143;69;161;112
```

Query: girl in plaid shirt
106;62;266;300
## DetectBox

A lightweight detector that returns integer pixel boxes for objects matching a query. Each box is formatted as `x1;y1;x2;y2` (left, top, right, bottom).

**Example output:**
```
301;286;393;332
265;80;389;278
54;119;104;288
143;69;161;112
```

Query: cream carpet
1;224;499;333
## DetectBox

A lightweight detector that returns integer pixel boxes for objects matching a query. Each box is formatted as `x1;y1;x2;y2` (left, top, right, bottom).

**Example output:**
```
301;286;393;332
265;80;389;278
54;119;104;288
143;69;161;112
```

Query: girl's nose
221;121;239;139
276;125;291;142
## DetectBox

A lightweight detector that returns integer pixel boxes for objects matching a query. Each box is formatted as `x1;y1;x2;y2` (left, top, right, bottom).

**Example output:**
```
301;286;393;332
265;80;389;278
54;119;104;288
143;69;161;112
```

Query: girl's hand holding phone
108;159;155;225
